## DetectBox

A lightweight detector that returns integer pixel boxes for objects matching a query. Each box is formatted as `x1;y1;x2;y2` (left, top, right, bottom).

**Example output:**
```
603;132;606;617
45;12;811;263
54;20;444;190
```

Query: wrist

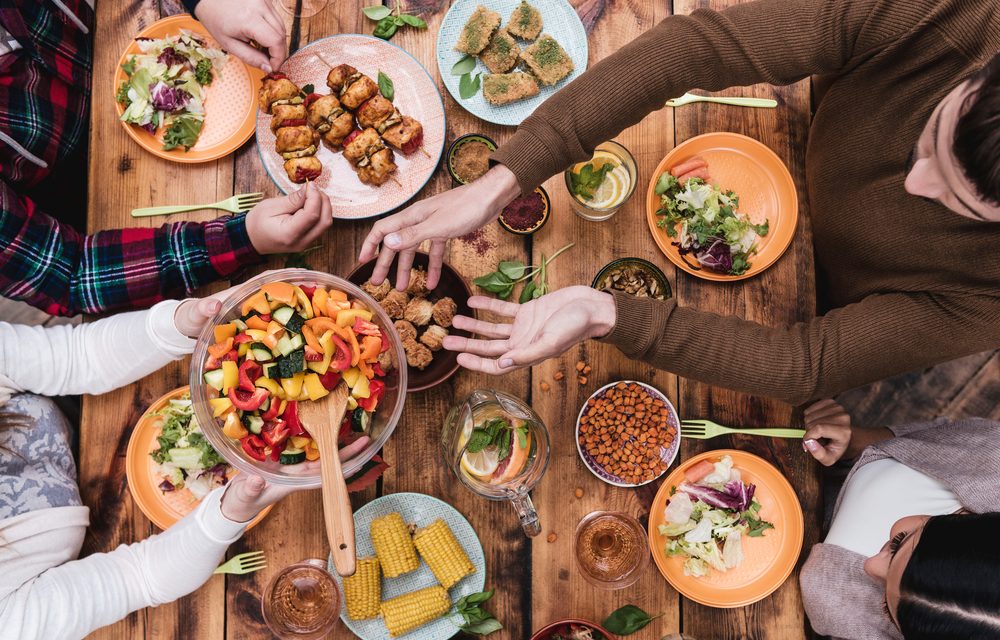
481;165;522;215
587;290;617;339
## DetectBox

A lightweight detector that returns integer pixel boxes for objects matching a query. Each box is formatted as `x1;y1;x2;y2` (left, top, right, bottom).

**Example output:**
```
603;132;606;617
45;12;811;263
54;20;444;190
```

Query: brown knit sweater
491;0;1000;405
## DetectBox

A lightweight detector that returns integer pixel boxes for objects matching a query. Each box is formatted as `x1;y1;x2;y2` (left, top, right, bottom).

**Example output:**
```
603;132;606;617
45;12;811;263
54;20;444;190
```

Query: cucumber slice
352;407;371;433
166;447;204;470
251;346;273;362
284;313;305;334
263;362;280;379
233;318;248;331
279;447;306;465
287;348;306;372
276;334;295;356
260;396;270;413
272;305;295;326
244;416;264;434
288;334;305;351
203;369;225;391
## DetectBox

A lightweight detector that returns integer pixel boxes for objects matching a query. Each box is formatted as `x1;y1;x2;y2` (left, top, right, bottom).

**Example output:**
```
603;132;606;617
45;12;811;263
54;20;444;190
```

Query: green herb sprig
363;3;428;41
602;605;662;635
569;161;614;200
452;589;502;635
452;55;482;99
473;242;574;301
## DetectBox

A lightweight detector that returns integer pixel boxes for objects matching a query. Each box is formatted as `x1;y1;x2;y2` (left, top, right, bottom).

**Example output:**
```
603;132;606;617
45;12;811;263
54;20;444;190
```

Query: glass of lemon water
564;140;638;221
441;389;551;537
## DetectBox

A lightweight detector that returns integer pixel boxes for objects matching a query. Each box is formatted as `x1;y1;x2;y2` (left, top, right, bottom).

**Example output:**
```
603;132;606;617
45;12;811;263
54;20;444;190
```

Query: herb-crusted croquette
506;1;542;41
431;297;458;328
381;289;409;320
521;34;573;85
482;72;539;105
455;6;501;56
480;29;519;74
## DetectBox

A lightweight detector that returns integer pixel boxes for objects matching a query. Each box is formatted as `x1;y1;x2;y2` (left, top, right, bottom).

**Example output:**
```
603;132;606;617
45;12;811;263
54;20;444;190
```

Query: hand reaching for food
802;400;894;466
442;286;617;375
194;0;287;73
359;165;521;291
245;182;333;255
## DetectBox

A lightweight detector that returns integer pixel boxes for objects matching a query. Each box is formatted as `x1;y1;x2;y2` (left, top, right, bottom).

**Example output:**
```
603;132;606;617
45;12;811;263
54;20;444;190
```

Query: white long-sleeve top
0;301;251;640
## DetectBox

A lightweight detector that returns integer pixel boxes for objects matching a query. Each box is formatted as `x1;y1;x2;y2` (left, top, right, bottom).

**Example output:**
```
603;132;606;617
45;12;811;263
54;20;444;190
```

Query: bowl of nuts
576;380;680;487
592;257;671;300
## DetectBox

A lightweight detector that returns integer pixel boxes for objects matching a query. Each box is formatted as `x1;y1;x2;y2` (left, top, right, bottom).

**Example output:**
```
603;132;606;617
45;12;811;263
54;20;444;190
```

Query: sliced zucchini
250;344;273;362
284;313;305;334
351;407;371;433
272;305;295;326
244;415;264;434
277;355;299;379
276;334;295;356
203;369;225;391
233;318;248;331
287;348;306;372
279;447;306;465
288;333;305;351
263;362;281;379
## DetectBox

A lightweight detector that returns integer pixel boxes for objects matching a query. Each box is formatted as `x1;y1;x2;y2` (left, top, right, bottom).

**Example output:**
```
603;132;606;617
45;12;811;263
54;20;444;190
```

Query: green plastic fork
214;550;267;575
680;419;805;440
665;92;778;108
130;192;264;218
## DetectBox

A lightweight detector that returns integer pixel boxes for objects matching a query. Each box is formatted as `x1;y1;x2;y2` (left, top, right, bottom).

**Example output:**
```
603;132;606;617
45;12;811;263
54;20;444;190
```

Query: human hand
245;182;333;255
359;165;521;291
194;0;287;72
802;399;853;466
220;436;371;523
442;286;617;375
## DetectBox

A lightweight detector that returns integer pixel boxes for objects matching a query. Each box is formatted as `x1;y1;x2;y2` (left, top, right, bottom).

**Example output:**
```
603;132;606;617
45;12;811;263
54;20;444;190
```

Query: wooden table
83;1;819;638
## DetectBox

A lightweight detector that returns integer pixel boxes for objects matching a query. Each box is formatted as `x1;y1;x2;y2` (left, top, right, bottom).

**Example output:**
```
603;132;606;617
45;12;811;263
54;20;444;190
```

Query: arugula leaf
162;116;203;151
377;71;394;101
459;71;482;99
603;605;661;635
451;54;477;76
362;5;392;20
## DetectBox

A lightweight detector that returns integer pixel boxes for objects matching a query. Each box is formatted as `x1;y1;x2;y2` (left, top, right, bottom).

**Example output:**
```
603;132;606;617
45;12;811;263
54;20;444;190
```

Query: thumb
802;437;837;466
277;184;310;214
239;474;267;499
174;297;222;338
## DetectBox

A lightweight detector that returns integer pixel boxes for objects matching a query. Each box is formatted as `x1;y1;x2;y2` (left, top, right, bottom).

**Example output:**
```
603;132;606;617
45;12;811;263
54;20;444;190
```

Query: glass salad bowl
190;269;407;487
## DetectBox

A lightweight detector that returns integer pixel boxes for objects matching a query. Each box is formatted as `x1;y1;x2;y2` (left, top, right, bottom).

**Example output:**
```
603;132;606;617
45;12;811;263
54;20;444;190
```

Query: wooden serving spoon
298;382;356;577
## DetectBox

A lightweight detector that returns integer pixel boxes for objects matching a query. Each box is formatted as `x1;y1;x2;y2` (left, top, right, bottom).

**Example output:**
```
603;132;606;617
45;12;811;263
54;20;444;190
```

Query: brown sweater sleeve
602;290;1000;406
492;0;924;192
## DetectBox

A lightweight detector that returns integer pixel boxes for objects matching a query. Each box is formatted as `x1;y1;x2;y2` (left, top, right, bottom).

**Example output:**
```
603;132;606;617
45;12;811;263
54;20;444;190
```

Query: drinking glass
273;0;328;18
441;389;551;537
564;140;638;222
261;559;341;639
574;511;649;589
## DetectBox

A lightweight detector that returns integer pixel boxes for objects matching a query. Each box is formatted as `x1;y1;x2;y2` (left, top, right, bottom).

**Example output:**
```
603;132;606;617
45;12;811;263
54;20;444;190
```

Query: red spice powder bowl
499;186;551;235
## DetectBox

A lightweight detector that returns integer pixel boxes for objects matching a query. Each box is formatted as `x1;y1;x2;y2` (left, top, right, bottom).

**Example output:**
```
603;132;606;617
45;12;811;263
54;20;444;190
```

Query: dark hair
953;52;1000;207
896;513;1000;639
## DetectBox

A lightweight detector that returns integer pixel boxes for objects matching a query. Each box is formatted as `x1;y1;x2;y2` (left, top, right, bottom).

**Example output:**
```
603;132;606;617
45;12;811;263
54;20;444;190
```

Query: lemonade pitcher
442;389;551;537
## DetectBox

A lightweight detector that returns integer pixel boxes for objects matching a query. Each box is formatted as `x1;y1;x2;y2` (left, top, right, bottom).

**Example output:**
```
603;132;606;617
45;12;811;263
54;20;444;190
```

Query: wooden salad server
298;383;356;576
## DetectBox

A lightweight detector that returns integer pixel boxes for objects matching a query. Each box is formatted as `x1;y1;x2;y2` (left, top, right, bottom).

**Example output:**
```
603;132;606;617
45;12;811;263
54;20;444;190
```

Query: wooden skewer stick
390;175;403;188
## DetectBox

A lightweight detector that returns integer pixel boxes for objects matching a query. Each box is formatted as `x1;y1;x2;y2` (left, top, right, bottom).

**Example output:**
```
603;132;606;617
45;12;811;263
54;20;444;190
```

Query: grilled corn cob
371;512;419;578
380;585;451;637
413;519;476;589
343;556;381;620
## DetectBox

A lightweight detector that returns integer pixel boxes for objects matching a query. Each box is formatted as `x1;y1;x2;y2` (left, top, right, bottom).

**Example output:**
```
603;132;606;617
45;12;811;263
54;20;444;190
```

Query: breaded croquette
521;34;573;85
381;289;409;319
403;297;434;326
362;279;392;301
420;325;448;351
406;269;429;297
403;338;433;370
394;320;418;342
455;6;501;56
506;0;542;40
480;29;519;74
482;72;540;105
431;297;457;328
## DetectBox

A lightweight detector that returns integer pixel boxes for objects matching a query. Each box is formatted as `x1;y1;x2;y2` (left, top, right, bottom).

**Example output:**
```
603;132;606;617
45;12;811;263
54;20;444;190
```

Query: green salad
151;395;229;498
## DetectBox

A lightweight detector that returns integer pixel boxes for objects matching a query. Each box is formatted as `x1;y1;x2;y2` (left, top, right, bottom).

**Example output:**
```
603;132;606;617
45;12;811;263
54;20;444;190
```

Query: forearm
0;299;194;396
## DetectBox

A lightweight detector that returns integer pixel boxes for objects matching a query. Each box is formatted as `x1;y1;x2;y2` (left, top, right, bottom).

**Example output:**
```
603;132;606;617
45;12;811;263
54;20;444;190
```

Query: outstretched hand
442;286;618;375
359;165;521;291
194;0;287;73
245;182;333;255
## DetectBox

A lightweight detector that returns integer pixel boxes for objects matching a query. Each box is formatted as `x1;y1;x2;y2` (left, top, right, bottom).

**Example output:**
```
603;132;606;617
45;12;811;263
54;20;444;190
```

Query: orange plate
125;386;271;531
645;132;798;281
113;15;264;163
647;449;804;608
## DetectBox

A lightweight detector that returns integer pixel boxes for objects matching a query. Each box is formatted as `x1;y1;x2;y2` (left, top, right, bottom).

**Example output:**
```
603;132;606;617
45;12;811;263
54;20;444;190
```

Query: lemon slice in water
461;447;500;480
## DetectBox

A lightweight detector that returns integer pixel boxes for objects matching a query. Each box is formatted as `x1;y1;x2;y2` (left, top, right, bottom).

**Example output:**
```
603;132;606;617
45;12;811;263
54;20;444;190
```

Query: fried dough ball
431;297;457;328
381;289;409;319
406;269;429;297
362;279;392;301
403;338;433;370
403;297;434;326
394;319;417;342
420;325;448;351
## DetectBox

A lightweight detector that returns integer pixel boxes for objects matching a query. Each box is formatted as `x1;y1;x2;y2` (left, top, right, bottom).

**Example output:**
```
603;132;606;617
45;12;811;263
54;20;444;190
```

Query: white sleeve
0;300;195;397
4;489;248;640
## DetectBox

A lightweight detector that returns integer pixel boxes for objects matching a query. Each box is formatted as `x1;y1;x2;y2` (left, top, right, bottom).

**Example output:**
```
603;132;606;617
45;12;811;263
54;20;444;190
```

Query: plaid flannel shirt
0;0;262;316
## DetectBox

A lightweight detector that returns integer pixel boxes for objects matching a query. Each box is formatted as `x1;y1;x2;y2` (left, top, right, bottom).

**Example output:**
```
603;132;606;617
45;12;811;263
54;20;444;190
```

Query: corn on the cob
380;585;451;637
343;556;381;620
413;519;475;589
370;512;419;577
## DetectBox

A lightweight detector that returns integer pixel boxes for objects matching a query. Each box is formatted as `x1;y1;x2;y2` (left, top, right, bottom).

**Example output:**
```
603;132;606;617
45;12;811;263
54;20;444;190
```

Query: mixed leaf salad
151;394;230;499
116;29;226;151
654;171;769;276
659;455;774;577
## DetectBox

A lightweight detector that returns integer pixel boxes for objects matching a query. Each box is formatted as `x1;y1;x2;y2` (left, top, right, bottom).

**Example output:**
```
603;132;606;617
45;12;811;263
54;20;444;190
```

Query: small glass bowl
592;257;672;300
447;133;498;185
190;269;407;488
498;186;550;235
564;140;638;222
574;511;650;590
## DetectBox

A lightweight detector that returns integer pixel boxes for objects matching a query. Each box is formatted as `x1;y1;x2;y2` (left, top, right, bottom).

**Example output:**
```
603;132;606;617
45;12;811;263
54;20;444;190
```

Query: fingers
802;423;849;466
802;438;840;466
360;207;424;263
371;244;398;286
466;295;520;318
299;190;333;248
219;37;271;72
281;182;324;241
394;249;416;291
338;436;371;461
426;240;447;290
443;335;510;357
451;315;512;339
456;352;516;375
804;399;842;419
256;5;287;71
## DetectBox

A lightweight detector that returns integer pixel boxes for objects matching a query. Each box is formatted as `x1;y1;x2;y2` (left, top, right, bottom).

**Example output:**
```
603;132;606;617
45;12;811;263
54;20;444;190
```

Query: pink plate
256;34;446;219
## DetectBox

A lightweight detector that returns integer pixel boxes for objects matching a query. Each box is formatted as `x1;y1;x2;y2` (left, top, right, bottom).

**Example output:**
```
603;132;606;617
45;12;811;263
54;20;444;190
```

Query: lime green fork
214;550;267;575
680;419;805;440
130;192;264;218
665;93;778;108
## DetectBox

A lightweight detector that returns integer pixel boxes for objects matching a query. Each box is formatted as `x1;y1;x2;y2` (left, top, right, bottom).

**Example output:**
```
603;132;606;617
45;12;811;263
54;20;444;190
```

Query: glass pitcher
442;389;551;537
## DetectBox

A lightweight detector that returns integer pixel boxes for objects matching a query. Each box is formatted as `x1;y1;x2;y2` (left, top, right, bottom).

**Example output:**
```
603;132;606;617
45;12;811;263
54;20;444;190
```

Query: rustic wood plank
670;0;819;638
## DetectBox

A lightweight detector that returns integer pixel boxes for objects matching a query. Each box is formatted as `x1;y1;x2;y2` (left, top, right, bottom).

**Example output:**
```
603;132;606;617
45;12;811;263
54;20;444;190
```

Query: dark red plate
347;253;473;392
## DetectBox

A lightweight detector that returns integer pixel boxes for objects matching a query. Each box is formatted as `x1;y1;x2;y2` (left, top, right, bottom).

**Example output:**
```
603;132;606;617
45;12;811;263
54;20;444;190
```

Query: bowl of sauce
498;186;550;235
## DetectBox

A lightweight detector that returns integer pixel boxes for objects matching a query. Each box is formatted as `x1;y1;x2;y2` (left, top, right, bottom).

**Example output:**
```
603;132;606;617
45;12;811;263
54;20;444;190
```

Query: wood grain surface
82;1;819;638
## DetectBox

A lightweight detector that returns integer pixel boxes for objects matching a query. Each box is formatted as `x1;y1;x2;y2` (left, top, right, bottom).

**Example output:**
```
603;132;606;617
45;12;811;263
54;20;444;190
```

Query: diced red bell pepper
262;398;282;421
258;313;271;323
330;335;352;372
372;362;386;377
379;330;391;353
205;354;222;371
262;420;290;448
280;118;307;127
241;434;267;461
319;371;342;390
264;71;287;80
294;166;322;182
228;387;269;411
299;284;317;298
357;379;385;412
352;317;381;337
270;439;286;461
238;360;263;392
338;415;353;442
343;129;361;146
303;93;322;109
233;333;254;345
401;131;424;156
221;349;239;362
304;346;324;362
282;401;306;436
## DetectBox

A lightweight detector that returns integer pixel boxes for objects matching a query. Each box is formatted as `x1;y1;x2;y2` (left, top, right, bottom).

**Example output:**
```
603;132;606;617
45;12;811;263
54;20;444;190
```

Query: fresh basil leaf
473;271;513;294
602;605;660;635
465;589;495;605
460;618;503;635
392;15;406;25
532;282;545;299
398;13;427;28
377;71;394;101
451;54;476;76
459;71;482;99
518;281;536;304
496;283;514;300
362;5;392;20
498;260;527;280
373;16;398;39
301;83;315;95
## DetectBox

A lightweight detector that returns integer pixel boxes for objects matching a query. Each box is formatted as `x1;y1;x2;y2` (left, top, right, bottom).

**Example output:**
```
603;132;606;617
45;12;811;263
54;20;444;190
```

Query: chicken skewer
342;128;400;187
355;94;428;158
259;72;323;183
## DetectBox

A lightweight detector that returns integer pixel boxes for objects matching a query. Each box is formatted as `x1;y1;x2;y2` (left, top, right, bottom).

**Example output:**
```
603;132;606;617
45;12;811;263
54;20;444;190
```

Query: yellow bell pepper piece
347;396;358;411
278;399;288;416
303;373;330;401
255;377;285;398
238;342;250;358
214;323;237;343
290;435;311;449
223;411;248;439
297;387;311;401
311;288;329;318
305;441;321;461
245;329;268;342
306;330;335;375
209;397;234;417
351;374;371;399
221;361;239;393
343;367;362;388
293;286;314;319
280;372;305;399
336;308;373;328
